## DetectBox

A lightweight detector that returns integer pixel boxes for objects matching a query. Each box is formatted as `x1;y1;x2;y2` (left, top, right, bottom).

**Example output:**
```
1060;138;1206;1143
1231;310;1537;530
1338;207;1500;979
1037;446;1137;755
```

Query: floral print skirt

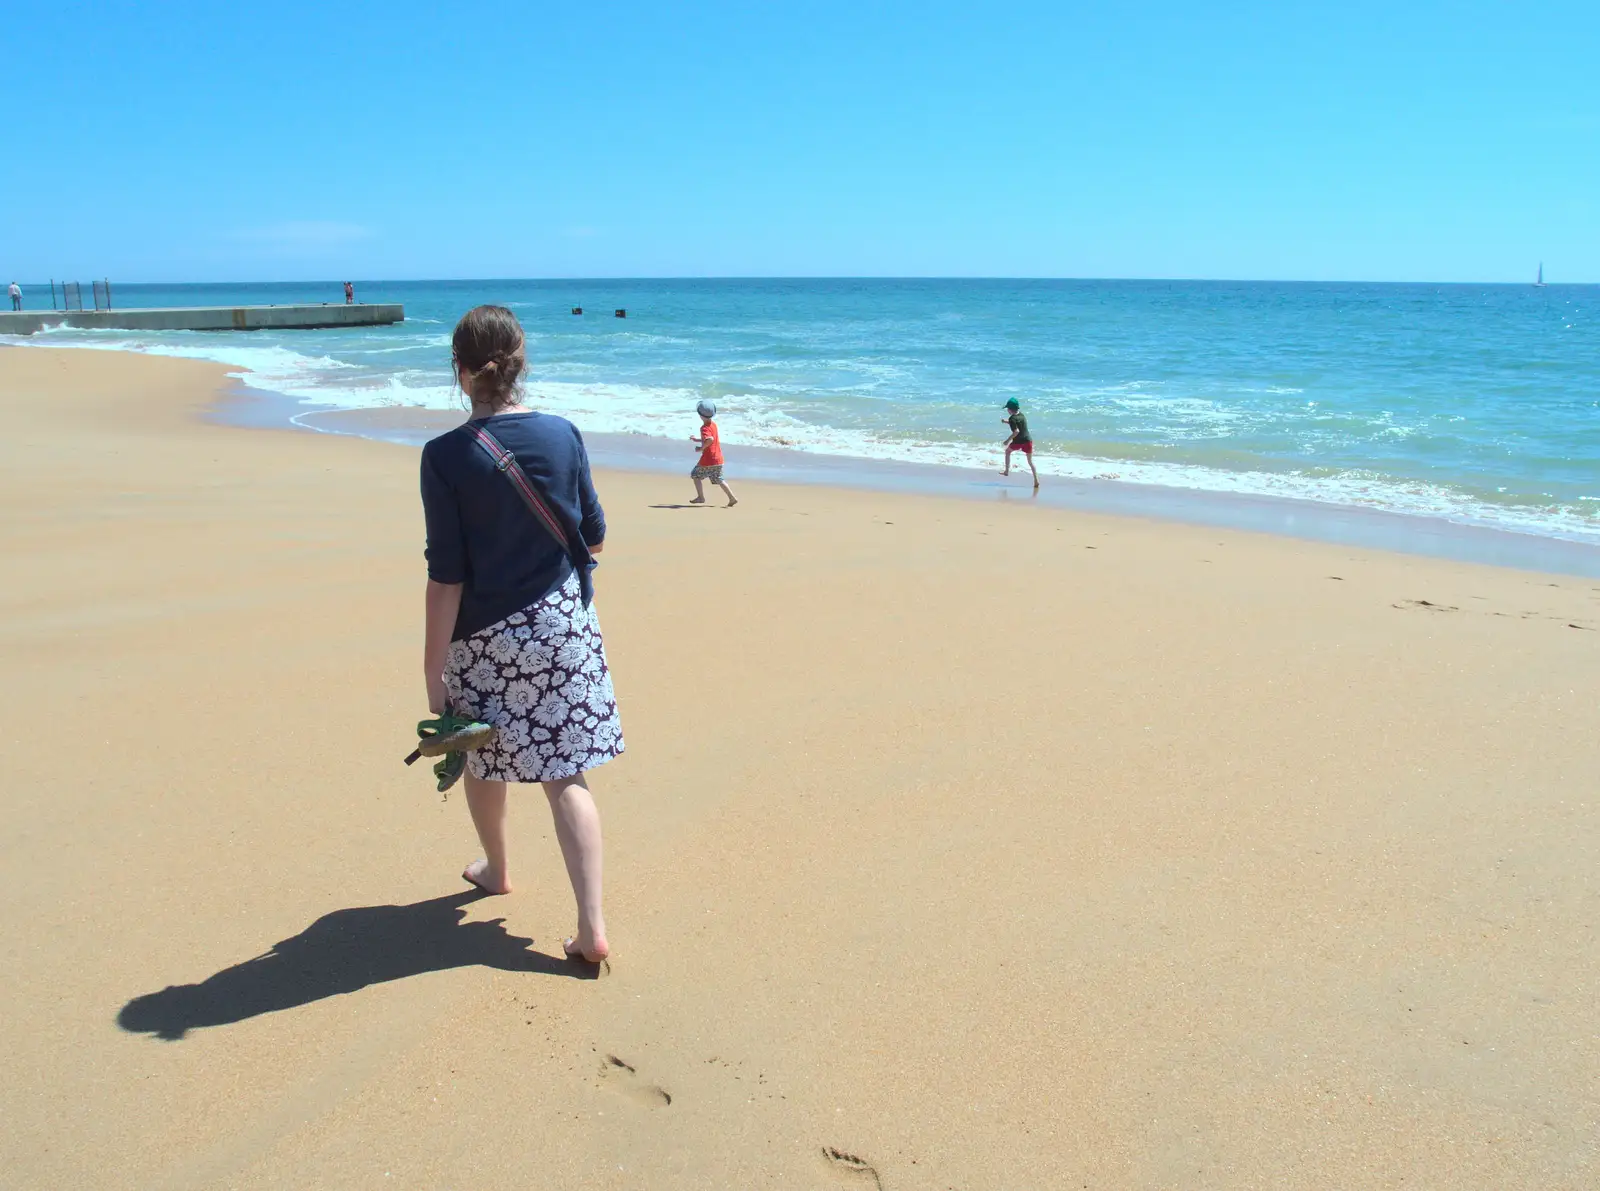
442;572;624;783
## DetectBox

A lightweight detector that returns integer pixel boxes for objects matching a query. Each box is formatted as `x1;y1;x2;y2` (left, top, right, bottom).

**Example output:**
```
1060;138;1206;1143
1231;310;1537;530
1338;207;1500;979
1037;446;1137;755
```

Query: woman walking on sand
420;305;622;963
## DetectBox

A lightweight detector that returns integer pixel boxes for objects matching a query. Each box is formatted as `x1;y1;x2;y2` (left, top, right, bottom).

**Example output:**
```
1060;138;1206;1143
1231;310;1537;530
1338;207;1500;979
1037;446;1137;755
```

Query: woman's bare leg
543;773;608;961
717;479;738;507
462;774;512;894
690;475;707;503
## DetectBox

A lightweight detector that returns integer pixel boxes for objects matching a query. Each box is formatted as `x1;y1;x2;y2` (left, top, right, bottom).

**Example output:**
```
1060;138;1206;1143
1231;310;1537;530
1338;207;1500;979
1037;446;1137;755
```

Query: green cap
1004;398;1020;410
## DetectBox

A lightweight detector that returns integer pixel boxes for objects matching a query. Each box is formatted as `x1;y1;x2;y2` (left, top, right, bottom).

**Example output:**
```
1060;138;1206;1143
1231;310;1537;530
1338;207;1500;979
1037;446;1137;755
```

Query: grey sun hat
696;399;717;417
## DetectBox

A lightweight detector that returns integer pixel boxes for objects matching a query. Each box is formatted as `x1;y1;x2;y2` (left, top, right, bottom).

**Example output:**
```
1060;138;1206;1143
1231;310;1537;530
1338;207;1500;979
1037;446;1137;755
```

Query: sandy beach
3;346;1597;1188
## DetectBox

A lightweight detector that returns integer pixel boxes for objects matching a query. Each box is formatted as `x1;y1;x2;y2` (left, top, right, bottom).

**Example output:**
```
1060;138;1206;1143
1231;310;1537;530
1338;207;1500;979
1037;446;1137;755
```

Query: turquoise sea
11;278;1599;542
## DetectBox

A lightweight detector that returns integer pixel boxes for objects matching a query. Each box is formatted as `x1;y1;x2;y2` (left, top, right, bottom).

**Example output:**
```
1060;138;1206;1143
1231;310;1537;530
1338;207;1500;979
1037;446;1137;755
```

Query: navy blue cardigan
421;412;607;640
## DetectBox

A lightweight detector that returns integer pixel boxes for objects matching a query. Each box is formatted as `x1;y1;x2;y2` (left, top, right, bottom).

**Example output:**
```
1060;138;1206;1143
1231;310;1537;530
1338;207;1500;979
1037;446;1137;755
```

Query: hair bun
451;304;528;411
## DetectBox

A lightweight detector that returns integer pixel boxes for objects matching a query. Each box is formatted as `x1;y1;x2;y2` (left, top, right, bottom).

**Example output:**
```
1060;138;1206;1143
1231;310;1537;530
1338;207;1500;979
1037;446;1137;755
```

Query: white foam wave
5;327;426;409
342;383;1600;542
14;332;1597;544
344;339;451;355
397;375;1597;542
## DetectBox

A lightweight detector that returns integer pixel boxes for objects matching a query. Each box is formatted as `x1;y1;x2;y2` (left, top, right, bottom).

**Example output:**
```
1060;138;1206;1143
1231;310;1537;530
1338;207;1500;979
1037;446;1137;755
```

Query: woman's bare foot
689;496;706;504
462;857;511;895
725;498;738;507
563;931;610;963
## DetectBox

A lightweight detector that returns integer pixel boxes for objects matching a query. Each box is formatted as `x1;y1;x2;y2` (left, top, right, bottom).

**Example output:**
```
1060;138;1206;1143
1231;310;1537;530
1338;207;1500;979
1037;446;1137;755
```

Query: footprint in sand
1393;598;1458;612
597;1054;671;1107
821;1146;884;1189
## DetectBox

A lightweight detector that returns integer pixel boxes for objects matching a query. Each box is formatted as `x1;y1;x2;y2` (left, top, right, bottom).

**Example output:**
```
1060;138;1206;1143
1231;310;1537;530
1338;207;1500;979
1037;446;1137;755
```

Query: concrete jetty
0;303;403;336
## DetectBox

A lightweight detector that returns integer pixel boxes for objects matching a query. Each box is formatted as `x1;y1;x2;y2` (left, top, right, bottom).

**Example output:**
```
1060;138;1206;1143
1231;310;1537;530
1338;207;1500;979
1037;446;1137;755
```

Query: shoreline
10;274;1596;553
221;382;1600;578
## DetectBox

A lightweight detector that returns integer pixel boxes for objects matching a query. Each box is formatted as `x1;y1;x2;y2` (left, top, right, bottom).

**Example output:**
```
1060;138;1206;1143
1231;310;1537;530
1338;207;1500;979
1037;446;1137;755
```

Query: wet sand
280;401;1600;577
2;346;1597;1189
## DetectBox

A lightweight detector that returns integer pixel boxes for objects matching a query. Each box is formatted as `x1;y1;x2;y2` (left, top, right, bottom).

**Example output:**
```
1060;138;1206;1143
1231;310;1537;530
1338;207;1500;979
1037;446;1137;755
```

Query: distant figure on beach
1000;397;1039;489
8;282;19;311
420;304;620;963
344;281;355;304
689;400;738;507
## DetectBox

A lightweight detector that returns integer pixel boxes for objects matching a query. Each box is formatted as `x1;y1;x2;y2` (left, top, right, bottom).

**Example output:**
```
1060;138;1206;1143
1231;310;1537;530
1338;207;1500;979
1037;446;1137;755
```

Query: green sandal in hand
403;708;497;795
411;710;497;758
430;750;468;794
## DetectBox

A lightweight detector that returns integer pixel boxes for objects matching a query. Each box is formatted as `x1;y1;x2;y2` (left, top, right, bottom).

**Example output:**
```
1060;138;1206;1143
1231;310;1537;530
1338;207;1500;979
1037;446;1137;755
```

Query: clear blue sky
9;1;1598;283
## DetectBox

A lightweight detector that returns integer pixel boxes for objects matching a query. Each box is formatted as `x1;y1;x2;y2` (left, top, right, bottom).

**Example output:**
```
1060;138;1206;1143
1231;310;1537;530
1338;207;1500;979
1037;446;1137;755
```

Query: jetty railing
48;279;113;311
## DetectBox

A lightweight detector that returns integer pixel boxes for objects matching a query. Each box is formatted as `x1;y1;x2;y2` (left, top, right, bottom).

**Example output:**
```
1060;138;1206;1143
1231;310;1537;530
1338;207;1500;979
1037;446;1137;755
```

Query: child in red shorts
1000;397;1039;489
689;400;738;507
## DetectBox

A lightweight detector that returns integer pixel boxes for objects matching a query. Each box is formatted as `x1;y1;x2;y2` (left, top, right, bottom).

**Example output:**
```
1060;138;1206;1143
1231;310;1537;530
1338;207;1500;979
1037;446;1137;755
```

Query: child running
689;399;738;507
1000;397;1039;489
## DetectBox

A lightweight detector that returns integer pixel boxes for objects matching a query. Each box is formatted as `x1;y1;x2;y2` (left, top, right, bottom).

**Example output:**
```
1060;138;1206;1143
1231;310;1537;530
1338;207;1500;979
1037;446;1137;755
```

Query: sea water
12;278;1599;543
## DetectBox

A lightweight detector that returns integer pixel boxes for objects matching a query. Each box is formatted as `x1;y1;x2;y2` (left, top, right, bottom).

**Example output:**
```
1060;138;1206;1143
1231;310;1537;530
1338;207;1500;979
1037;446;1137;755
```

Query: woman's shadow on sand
117;890;592;1041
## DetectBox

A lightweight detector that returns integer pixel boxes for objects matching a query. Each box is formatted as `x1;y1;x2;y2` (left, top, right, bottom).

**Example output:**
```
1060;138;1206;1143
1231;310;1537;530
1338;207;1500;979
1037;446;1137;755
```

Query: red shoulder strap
467;424;572;552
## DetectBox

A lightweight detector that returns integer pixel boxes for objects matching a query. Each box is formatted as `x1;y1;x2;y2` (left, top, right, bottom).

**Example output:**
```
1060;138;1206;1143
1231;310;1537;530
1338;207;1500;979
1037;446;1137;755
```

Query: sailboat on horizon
1534;263;1547;287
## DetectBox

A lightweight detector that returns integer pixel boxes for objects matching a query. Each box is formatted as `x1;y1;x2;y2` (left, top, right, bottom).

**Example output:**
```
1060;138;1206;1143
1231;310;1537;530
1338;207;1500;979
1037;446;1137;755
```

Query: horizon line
31;274;1596;288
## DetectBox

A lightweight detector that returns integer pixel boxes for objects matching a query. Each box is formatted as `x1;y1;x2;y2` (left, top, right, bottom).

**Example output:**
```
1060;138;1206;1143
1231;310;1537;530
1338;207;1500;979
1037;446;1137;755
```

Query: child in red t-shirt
689;400;738;507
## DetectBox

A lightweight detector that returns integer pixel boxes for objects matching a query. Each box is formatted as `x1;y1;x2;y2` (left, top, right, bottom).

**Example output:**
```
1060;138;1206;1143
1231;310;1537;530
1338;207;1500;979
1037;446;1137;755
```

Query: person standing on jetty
1000;397;1039;489
344;281;355;304
689;399;738;506
8;282;19;311
419;305;622;963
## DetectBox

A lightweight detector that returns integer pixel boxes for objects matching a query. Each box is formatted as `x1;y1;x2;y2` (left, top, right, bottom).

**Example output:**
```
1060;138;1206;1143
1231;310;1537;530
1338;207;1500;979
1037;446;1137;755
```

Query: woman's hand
426;672;450;715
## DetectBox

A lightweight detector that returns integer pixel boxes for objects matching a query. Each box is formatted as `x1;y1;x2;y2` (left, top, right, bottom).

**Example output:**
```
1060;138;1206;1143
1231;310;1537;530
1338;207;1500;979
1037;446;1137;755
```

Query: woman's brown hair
452;304;527;411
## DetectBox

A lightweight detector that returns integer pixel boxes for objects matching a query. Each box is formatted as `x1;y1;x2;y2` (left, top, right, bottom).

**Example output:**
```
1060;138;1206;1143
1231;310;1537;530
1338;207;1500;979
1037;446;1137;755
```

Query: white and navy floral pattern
442;573;623;782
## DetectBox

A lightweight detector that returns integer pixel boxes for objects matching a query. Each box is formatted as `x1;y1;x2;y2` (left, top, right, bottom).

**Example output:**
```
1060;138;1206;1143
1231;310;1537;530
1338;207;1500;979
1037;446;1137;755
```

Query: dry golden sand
1;347;1597;1189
